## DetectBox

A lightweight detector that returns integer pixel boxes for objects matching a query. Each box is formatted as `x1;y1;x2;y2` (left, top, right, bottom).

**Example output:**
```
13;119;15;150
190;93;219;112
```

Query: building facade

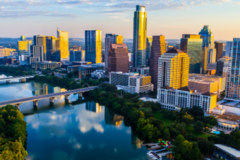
31;61;61;70
18;35;32;56
85;30;102;64
216;57;231;77
201;46;208;74
57;29;69;59
110;72;153;94
226;38;240;99
158;48;190;89
107;44;129;75
133;5;147;67
225;41;233;57
150;35;166;89
180;34;203;73
105;34;123;73
146;36;152;66
70;50;85;62
157;87;217;113
215;41;223;60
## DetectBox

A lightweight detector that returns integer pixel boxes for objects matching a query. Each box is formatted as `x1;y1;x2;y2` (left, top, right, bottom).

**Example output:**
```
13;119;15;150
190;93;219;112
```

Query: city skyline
1;0;240;40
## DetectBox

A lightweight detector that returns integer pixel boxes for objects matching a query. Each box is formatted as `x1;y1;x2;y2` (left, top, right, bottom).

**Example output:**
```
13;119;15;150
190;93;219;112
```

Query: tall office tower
57;29;69;59
33;35;46;60
180;34;202;73
108;44;129;75
105;34;123;73
85;30;102;63
70;50;85;62
150;35;166;89
146;36;152;66
199;25;216;64
32;45;44;61
215;41;223;60
201;46;208;74
216;57;231;77
133;5;147;67
18;35;32;56
158;48;190;89
225;41;233;57
226;38;240;99
46;36;57;61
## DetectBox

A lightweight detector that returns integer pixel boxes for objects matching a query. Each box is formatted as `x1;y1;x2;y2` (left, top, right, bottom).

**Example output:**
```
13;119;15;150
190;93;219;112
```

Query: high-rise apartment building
107;44;129;75
133;5;147;67
33;35;46;60
46;36;57;61
150;35;166;89
85;30;102;63
180;34;202;73
18;35;32;56
158;48;190;89
57;29;69;59
32;45;44;61
146;36;152;66
226;38;240;99
215;41;223;60
216;57;231;78
70;50;85;62
105;34;123;73
199;25;216;64
201;46;208;74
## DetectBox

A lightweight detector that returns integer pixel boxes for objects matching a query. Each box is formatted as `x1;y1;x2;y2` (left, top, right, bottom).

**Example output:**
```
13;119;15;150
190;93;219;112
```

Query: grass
154;111;217;139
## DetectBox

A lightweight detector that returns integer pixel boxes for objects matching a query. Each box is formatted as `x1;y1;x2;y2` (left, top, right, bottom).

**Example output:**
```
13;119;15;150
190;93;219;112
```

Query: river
0;75;158;160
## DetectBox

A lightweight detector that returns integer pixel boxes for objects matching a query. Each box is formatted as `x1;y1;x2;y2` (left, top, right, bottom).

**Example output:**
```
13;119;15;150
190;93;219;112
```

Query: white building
110;72;153;94
91;70;105;79
157;86;217;113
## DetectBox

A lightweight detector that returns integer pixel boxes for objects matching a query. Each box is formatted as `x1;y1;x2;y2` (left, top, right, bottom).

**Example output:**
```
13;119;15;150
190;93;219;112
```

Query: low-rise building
91;70;105;79
78;63;105;79
31;61;62;70
110;72;153;94
213;144;240;160
139;97;158;103
157;86;217;113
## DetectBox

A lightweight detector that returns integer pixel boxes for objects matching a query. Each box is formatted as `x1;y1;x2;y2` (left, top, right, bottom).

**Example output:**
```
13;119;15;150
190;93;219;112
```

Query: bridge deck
0;86;98;107
0;75;35;81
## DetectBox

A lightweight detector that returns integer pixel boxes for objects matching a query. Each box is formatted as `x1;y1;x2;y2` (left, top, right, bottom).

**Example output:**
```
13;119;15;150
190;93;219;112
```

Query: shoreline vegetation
0;66;33;76
0;105;28;160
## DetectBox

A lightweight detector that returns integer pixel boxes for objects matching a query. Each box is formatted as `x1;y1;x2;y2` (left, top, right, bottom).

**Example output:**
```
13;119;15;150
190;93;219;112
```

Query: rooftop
218;99;240;108
215;144;240;158
166;48;184;54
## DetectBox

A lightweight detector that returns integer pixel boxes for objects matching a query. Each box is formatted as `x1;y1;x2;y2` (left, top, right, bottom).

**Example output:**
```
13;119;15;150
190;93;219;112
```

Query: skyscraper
105;34;123;73
180;34;202;73
201;46;208;74
215;41;223;60
108;44;129;75
158;48;190;89
146;36;152;66
85;30;102;63
33;35;46;60
150;35;166;89
199;25;216;64
225;41;233;57
133;5;147;67
70;50;85;62
226;38;240;99
46;36;57;61
57;29;69;59
18;35;32;56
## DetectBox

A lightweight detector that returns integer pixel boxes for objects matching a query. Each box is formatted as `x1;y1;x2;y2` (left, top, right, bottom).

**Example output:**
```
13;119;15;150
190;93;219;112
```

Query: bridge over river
0;75;35;83
0;86;98;109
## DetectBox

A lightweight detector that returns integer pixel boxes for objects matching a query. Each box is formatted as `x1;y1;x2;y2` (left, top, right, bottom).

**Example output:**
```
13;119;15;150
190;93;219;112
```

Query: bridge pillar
50;97;55;104
65;94;70;100
20;79;26;83
6;80;11;84
78;92;83;98
33;100;39;107
15;104;21;110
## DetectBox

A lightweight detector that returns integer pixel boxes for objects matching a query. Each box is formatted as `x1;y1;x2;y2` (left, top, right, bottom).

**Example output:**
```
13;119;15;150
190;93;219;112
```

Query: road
0;86;98;107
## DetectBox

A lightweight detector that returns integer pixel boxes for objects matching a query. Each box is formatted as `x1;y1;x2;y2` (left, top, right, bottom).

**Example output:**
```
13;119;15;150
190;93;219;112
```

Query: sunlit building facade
85;30;102;64
105;34;123;74
18;35;32;56
201;46;208;74
226;38;240;99
199;25;216;64
158;48;190;89
46;36;57;61
133;5;147;67
57;29;69;59
180;34;202;73
0;47;16;57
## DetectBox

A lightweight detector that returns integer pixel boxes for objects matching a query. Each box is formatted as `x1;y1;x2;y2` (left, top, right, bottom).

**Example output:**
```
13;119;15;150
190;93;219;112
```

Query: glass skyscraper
133;5;147;67
85;30;102;64
146;36;152;66
226;38;240;99
180;34;203;73
57;29;69;59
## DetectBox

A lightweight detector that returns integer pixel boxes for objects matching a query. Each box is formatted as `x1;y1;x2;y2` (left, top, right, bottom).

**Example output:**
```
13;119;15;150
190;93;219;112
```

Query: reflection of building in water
43;84;48;94
105;107;124;127
86;102;102;113
32;83;63;97
131;128;143;150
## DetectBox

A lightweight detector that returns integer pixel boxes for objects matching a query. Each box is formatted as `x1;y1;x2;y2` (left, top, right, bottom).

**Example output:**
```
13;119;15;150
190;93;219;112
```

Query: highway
0;86;98;107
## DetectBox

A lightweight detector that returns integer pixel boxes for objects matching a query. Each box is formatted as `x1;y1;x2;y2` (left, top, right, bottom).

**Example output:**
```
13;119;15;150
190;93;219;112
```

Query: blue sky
0;0;240;40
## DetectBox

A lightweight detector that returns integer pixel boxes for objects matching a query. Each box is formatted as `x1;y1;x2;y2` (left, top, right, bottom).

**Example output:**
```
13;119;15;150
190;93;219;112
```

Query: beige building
31;61;61;70
0;47;16;57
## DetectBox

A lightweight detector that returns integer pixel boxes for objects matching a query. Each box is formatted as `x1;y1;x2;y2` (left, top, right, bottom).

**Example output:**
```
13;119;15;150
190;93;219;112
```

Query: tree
163;128;170;140
194;121;205;133
197;139;214;155
183;113;194;125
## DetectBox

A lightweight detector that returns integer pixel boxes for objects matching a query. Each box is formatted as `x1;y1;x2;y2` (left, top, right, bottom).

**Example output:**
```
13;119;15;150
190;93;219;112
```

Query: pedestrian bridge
0;75;35;83
0;86;98;109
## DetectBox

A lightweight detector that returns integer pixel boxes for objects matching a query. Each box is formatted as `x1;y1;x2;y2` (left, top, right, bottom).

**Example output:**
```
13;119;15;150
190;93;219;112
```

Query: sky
0;0;240;40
